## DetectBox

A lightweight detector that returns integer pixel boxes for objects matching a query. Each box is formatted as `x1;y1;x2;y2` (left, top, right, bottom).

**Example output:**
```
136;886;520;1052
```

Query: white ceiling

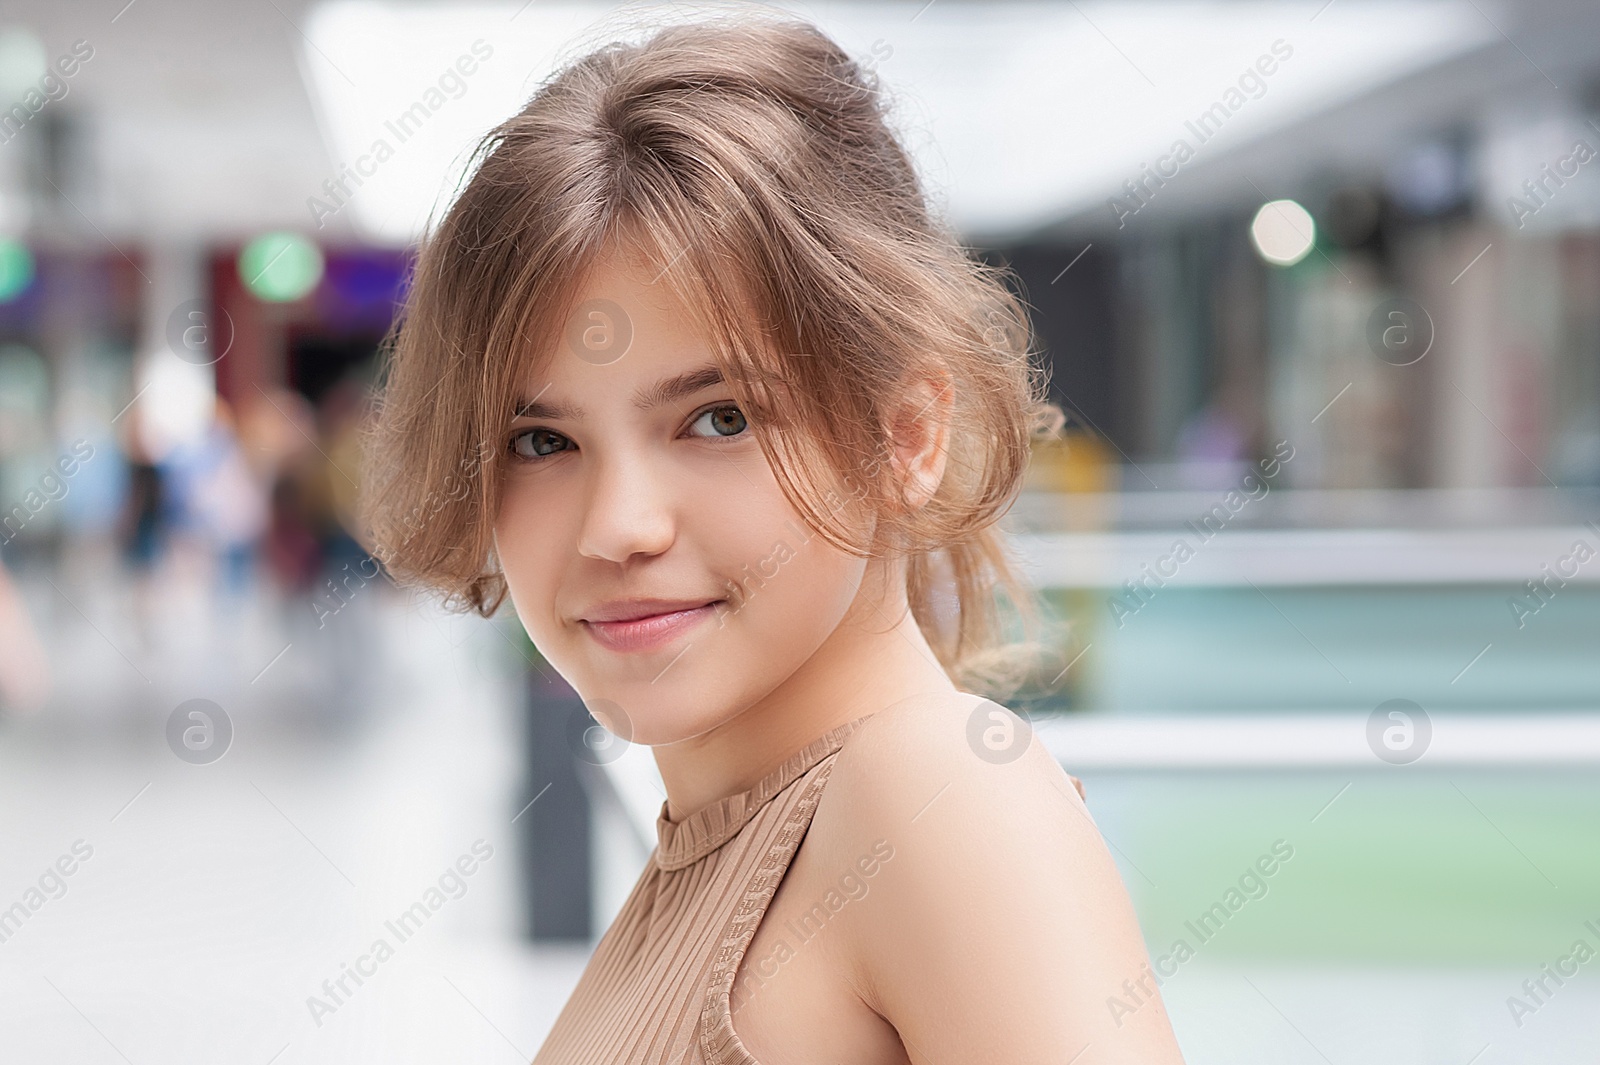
1;0;338;243
300;0;1501;243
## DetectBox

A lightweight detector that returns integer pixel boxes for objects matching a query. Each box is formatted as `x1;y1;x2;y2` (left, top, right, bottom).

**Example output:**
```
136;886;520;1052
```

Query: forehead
513;244;722;410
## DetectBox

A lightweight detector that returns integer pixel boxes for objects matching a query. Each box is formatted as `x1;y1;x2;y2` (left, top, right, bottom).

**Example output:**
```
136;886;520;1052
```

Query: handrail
1032;711;1600;767
1010;525;1600;587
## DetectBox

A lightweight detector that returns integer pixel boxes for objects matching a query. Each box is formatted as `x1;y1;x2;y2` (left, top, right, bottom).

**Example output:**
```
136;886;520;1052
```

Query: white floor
1;550;591;1063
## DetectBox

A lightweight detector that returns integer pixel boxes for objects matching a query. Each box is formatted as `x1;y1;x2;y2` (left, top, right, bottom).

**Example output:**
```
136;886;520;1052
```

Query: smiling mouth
580;601;726;654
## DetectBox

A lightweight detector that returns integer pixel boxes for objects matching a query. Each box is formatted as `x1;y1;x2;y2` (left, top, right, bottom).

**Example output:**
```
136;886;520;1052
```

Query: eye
687;404;748;439
508;427;571;461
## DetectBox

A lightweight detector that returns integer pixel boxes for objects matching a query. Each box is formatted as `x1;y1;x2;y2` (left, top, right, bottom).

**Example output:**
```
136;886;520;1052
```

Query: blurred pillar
131;244;215;458
520;669;592;941
210;246;278;409
140;242;209;366
1426;222;1505;488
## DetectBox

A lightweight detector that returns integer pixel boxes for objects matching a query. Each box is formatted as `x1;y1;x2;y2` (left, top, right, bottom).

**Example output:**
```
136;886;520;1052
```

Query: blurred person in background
116;405;168;652
251;386;323;597
0;552;49;717
55;381;134;596
165;396;269;603
1174;382;1259;490
303;372;382;724
309;372;376;581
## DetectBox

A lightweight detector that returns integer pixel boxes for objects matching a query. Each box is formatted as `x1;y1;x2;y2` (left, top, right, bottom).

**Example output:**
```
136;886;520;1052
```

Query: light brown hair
362;10;1068;700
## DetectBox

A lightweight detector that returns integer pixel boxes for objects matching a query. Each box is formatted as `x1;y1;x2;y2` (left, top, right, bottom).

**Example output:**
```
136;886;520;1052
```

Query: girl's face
493;246;870;747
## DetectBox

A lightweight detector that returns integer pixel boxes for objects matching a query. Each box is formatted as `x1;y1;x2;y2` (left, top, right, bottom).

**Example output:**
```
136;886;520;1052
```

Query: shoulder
808;692;1186;1062
820;691;1083;843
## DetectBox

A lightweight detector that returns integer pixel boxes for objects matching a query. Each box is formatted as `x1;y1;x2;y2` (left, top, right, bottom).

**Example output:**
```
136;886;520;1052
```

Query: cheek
706;463;866;637
669;508;865;734
493;479;564;636
727;527;864;638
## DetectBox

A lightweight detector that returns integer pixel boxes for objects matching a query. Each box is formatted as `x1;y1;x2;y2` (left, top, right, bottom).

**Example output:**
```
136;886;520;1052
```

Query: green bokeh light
0;238;35;302
238;231;324;303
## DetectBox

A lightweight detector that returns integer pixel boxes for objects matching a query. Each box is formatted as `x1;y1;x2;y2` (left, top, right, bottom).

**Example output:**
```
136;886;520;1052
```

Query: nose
575;445;677;564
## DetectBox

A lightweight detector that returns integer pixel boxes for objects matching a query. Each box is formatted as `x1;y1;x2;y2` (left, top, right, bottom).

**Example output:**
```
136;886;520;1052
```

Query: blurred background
1;1;1597;1062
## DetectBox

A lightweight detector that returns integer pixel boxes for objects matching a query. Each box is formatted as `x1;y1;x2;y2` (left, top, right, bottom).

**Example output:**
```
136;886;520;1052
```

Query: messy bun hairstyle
362;9;1068;700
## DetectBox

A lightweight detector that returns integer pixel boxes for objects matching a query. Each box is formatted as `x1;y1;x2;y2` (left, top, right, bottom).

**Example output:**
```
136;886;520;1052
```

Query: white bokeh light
1250;198;1316;265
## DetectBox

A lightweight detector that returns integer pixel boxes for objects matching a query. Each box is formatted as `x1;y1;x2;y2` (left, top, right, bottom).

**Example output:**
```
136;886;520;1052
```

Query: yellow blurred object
1025;429;1116;493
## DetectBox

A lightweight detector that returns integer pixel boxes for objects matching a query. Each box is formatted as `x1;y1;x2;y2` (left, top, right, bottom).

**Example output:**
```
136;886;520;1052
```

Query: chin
554;649;739;748
594;685;738;748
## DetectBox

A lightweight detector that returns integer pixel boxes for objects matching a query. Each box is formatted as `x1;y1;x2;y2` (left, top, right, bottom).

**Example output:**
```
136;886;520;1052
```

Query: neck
652;557;959;822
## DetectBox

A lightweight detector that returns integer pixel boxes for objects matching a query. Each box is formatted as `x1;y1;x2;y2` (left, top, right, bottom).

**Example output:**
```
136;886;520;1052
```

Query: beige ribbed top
530;713;875;1065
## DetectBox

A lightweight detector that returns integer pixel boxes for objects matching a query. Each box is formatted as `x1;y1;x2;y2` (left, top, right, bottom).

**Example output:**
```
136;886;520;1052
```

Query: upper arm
819;694;1186;1065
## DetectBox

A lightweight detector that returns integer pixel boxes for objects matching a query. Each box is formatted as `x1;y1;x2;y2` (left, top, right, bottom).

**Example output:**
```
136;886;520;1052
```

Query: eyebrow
511;365;727;421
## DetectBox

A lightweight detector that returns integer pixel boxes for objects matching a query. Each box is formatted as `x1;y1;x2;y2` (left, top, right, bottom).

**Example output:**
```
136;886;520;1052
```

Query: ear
888;373;954;511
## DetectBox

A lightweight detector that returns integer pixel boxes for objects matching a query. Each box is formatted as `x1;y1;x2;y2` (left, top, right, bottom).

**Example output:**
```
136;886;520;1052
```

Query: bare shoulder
807;692;1187;1064
821;691;1082;837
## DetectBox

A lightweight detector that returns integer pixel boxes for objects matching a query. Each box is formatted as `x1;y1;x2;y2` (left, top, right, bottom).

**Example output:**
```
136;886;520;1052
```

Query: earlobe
890;374;954;511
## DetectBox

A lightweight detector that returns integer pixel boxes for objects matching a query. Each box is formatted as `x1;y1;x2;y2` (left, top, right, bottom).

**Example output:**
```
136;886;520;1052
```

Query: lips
579;600;724;654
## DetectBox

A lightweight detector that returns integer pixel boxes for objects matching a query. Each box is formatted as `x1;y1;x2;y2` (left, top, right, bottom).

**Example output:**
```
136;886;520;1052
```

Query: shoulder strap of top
696;748;845;1065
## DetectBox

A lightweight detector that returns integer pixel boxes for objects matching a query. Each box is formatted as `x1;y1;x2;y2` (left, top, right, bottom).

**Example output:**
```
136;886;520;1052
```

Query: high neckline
654;714;874;871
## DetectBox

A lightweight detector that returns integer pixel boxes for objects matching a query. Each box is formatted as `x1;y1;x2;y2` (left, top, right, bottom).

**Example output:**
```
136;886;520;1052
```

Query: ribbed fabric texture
531;713;876;1065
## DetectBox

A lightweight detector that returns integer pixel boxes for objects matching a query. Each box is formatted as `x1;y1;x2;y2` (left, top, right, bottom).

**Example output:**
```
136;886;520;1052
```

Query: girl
364;11;1184;1064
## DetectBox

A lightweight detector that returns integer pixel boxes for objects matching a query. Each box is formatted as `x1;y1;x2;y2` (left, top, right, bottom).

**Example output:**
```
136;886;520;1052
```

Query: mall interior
1;1;1598;1062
